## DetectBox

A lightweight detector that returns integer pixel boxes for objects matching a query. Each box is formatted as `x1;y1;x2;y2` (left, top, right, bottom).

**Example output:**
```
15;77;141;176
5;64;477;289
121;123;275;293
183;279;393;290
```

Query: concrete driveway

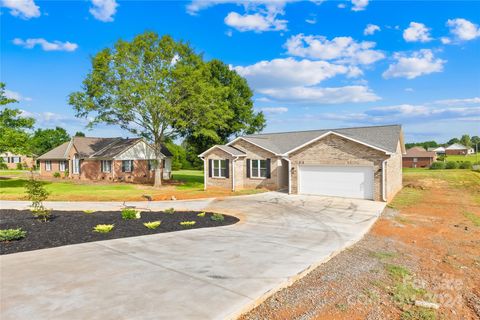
0;192;385;320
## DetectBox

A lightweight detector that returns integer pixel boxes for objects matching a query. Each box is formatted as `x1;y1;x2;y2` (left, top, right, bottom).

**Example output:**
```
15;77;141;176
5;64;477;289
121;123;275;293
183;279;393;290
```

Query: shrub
93;224;114;233
144;221;161;230
210;213;224;222
180;221;196;227
429;161;445;170
25;174;50;221
445;161;458;169
16;163;24;170
121;208;140;220
197;212;206;217
0;228;27;241
164;207;175;214
53;172;61;178
0;158;7;169
458;161;472;169
83;210;95;214
64;170;69;178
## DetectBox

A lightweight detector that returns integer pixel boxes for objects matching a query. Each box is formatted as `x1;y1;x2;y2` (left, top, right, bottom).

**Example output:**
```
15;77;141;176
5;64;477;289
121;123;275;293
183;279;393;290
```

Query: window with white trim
413;157;418;162
45;160;52;171
122;160;133;173
73;156;80;174
101;160;112;173
212;159;226;178
59;161;66;172
12;157;21;163
251;159;267;178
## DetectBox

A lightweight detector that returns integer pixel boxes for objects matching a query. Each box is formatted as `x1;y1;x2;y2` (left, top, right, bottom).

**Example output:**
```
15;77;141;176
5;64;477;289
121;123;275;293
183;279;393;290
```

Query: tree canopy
29;127;70;156
69;32;264;186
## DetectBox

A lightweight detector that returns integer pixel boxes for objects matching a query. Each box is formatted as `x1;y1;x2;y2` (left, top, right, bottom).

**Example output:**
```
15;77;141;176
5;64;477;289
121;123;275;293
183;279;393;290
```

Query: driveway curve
0;192;385;320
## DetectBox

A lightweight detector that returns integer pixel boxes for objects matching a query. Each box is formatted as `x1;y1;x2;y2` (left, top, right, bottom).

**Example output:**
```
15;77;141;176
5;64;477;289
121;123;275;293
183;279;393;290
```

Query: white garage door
298;165;374;200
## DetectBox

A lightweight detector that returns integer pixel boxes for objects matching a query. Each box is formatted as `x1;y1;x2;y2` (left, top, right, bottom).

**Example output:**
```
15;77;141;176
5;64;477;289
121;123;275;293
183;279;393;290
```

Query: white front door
298;165;374;200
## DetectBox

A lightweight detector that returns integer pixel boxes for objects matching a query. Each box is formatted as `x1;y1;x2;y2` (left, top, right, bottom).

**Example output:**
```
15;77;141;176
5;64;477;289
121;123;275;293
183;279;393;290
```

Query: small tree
25;173;51;221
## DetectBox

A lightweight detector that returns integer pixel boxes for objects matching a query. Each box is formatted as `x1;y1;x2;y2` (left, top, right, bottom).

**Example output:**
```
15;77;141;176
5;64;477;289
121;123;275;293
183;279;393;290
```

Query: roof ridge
245;124;401;137
90;138;124;158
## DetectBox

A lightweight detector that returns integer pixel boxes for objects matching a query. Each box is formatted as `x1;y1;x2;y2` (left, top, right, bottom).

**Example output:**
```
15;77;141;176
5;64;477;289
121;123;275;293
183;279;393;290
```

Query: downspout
283;157;291;194
232;156;240;192
382;159;387;202
200;156;206;191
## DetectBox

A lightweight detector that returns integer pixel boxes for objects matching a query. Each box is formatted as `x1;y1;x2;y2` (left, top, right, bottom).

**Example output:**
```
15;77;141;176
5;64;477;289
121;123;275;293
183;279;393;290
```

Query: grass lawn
0;170;34;176
443;153;480;164
0;170;264;201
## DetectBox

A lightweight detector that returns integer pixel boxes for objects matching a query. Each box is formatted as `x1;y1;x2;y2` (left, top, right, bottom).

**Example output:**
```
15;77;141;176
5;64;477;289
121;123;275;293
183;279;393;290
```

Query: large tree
69;32;261;187
29;126;70;156
183;59;265;167
0;83;35;154
460;134;471;147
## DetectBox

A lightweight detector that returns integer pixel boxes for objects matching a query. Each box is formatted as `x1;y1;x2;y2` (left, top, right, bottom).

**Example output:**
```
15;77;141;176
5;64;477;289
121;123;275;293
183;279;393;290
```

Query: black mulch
0;209;238;255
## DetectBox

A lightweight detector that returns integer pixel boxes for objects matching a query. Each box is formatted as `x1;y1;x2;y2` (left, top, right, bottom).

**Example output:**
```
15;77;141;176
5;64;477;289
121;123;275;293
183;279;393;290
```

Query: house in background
427;146;446;155
0;152;35;169
37;137;172;184
199;125;405;202
402;147;437;168
445;143;470;155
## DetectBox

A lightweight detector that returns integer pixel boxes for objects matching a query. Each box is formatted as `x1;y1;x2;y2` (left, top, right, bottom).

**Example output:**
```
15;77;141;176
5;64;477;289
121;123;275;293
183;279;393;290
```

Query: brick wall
446;149;467;155
204;149;234;190
386;141;403;201
39;160;68;177
402;157;434;168
288;134;389;201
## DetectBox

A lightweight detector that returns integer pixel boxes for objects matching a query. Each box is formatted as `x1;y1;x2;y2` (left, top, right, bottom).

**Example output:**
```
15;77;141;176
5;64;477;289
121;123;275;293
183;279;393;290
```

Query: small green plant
386;264;410;280
53;172;61;178
0;158;7;169
64;169;69;178
121;208;140;220
335;303;348;311
401;308;436;320
371;251;397;260
210;213;224;222
25;174;50;221
197;212;206;217
180;221;196;227
144;221;161;230
93;224;114;233
463;211;480;226
445;161;458;169
83;210;95;214
458;161;472;169
164;207;175;214
429;161;445;170
16;162;24;170
0;228;27;241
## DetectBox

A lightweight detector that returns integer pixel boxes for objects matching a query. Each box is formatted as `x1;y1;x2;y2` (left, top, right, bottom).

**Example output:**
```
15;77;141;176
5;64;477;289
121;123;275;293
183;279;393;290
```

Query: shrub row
430;161;473;170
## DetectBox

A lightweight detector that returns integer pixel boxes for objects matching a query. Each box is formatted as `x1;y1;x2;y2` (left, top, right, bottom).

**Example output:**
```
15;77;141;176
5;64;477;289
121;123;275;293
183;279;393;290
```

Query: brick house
37;137;172;183
445;143;470;155
199;125;405;202
402;147;437;168
0;152;35;169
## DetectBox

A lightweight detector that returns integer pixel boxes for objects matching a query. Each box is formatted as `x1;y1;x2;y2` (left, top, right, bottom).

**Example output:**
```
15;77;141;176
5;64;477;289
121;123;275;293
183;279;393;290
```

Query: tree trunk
153;141;163;188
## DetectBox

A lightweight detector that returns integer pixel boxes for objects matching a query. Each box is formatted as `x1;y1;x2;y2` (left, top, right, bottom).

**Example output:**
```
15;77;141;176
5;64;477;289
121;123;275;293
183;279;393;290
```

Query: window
413;157;418;162
122;160;133;173
12;157;21;163
212;159;226;178
73;155;80;174
251;159;267;178
45;160;52;171
59;161;66;172
101;160;112;173
148;160;156;171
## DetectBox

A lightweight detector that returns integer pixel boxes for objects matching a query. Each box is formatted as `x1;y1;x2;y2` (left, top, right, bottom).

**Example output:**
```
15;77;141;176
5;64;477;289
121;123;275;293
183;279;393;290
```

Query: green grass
463;211;480;226
388;187;425;210
172;170;204;190
401;308;436;320
386;264;411;280
444;153;480;164
371;251;397;260
0;170;33;176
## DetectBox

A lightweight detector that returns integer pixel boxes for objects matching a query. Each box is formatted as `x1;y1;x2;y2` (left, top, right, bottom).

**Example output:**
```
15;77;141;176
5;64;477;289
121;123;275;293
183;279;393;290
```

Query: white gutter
231;156;240;192
200;156;206;191
283;157;292;194
381;159;387;202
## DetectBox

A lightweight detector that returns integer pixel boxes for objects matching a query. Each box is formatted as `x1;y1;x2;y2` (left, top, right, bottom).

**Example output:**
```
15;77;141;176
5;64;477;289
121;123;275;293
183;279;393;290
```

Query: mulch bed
0;209;238;255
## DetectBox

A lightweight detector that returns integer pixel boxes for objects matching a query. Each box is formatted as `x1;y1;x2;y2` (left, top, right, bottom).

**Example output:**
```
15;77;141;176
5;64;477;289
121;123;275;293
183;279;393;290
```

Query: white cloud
1;0;40;19
383;49;446;79
364;24;380;35
404;88;414;92
13;38;78;52
338;3;346;8
403;22;432;42
440;37;451;44
446;18;480;41
433;97;480;106
259;86;380;103
305;18;317;24
224;11;287;32
285;34;385;65
259;107;288;114
89;0;118;22
351;0;368;11
4;89;32;102
234;58;359;89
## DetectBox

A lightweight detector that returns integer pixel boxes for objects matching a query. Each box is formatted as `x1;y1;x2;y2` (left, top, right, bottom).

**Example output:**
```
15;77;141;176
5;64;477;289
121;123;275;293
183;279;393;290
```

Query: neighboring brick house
37;137;172;184
445;143;470;155
199;125;405;202
0;152;35;169
402;147;437;168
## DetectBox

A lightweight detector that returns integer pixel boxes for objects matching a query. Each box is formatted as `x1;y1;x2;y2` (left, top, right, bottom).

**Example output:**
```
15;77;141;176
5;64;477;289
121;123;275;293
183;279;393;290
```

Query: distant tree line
406;134;480;151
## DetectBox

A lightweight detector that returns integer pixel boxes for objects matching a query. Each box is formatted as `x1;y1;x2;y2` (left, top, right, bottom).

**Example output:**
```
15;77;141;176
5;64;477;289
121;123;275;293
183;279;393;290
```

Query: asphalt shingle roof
238;124;402;154
217;145;246;156
37;141;70;160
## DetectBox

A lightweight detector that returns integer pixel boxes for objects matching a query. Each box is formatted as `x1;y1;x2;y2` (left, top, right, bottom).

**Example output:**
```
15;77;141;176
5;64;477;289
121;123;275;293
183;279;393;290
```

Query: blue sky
1;0;479;143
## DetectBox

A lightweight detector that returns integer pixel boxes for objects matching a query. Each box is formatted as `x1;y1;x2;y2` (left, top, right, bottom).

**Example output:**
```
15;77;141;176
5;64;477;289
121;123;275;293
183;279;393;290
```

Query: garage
298;165;374;200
